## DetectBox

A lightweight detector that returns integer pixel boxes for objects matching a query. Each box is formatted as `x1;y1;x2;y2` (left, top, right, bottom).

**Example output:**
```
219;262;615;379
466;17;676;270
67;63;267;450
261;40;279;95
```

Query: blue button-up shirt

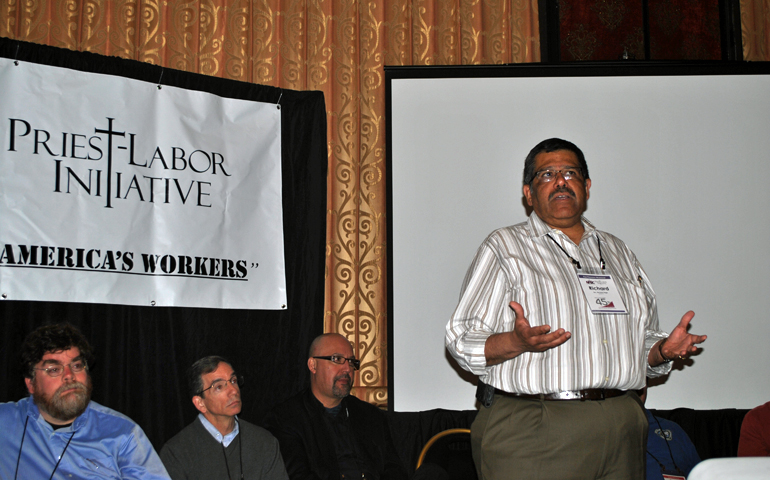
197;413;240;447
0;396;170;479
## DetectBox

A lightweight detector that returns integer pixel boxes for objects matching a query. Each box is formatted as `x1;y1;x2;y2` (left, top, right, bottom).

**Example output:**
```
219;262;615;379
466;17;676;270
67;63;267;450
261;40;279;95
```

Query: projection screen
386;62;770;412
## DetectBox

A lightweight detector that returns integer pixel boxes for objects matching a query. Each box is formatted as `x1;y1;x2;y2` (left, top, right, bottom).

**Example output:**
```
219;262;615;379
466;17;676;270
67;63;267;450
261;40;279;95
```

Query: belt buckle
561;391;582;401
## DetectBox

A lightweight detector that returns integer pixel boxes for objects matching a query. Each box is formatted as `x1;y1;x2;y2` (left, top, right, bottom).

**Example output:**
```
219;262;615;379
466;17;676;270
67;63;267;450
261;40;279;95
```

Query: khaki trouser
471;392;648;480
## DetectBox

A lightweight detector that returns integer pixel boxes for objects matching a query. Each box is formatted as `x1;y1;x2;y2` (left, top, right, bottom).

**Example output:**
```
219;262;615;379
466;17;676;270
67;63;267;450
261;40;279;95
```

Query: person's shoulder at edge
746;400;770;416
738;400;770;456
0;397;29;415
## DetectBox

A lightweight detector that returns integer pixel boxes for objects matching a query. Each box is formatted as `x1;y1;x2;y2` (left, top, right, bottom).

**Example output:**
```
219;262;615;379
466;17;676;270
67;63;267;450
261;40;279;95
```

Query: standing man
0;323;170;479
445;138;707;480
264;333;408;480
160;356;288;480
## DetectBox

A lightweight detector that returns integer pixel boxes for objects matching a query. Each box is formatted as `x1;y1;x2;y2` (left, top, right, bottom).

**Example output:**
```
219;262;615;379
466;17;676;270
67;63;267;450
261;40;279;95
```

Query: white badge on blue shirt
577;272;628;314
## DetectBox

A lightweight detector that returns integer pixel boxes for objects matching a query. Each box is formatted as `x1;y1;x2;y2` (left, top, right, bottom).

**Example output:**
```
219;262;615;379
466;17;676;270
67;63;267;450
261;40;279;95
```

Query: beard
331;373;352;399
33;376;92;422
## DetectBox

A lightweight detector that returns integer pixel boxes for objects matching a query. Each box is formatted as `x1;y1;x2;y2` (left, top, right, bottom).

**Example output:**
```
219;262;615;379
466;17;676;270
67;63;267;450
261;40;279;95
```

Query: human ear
523;184;534;207
307;357;316;374
25;377;35;395
193;395;206;414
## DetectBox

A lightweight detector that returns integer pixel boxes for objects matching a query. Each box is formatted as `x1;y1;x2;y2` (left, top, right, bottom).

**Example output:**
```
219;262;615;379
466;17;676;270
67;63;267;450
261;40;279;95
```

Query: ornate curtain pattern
741;0;770;60
2;0;767;408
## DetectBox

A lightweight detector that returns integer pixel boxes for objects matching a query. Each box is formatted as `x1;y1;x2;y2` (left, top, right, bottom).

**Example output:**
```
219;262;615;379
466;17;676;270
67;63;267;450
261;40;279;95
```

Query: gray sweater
160;417;288;480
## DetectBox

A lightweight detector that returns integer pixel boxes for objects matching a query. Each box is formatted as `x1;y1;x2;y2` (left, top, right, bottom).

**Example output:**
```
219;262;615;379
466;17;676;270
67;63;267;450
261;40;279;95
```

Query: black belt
495;388;626;401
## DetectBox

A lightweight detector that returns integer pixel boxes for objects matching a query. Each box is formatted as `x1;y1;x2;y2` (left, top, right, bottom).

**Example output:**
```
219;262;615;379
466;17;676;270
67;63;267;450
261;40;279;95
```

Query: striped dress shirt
445;213;672;394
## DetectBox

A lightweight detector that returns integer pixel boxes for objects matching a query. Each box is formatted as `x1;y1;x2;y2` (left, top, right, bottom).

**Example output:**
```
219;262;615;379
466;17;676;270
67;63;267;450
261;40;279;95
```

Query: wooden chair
416;428;477;480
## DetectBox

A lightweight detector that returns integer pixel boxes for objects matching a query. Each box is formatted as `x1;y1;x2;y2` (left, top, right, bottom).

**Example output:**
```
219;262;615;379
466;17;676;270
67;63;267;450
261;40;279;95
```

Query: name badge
662;475;685;480
577;272;628;314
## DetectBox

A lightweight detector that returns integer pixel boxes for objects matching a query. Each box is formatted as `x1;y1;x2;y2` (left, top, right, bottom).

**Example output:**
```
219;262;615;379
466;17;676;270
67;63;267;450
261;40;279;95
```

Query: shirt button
605;376;609;381
602;339;608;344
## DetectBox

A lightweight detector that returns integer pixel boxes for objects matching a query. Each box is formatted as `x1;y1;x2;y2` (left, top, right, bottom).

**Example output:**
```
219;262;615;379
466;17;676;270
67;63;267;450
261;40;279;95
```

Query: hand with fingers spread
650;311;707;366
484;301;571;366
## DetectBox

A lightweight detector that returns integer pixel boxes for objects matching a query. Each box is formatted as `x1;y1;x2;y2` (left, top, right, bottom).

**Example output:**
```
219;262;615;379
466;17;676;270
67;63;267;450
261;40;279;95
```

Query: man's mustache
549;185;575;200
335;373;352;383
54;381;88;397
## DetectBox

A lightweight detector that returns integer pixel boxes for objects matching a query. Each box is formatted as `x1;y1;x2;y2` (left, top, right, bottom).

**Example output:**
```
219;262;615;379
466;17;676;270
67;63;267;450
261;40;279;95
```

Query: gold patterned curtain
742;0;770;60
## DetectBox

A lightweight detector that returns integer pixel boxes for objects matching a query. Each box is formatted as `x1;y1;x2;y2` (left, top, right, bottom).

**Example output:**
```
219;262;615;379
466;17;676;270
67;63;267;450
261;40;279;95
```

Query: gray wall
390;71;770;412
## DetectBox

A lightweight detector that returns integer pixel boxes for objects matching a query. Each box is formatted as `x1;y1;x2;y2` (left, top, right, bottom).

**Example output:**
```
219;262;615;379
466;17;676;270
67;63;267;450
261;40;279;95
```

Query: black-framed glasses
198;374;243;396
533;167;583;183
313;355;360;370
33;360;88;378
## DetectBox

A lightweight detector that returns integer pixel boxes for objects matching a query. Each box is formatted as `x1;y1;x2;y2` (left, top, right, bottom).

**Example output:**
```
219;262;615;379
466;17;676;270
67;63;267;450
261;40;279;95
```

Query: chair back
416;428;477;480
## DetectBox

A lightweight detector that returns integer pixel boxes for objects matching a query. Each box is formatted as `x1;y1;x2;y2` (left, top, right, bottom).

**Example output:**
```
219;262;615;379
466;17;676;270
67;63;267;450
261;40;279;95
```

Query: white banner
0;58;286;310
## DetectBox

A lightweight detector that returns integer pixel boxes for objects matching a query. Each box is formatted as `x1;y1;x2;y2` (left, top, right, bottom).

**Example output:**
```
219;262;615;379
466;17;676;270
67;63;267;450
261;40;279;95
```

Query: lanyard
647;415;684;476
220;419;244;480
546;234;605;270
15;417;76;480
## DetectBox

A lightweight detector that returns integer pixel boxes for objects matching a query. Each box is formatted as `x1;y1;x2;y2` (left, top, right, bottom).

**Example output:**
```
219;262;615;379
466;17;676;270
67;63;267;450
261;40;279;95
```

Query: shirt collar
527;212;596;242
198;413;239;447
308;388;348;412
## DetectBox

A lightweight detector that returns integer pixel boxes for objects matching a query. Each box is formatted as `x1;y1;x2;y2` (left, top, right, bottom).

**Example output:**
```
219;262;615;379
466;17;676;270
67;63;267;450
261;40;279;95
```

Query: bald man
264;333;408;480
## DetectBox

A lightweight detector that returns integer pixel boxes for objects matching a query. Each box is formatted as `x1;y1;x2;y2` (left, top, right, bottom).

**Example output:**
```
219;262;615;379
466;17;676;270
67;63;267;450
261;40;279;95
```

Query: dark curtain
559;0;645;60
558;0;722;60
648;0;721;60
0;37;327;451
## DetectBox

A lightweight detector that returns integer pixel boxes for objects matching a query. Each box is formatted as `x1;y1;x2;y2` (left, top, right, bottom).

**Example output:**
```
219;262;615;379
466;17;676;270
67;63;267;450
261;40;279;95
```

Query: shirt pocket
71;453;120;478
612;274;651;334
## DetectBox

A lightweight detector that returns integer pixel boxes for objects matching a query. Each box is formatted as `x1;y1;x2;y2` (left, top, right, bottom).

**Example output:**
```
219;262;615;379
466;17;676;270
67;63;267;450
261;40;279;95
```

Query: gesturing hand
485;302;572;366
660;311;707;361
508;301;572;354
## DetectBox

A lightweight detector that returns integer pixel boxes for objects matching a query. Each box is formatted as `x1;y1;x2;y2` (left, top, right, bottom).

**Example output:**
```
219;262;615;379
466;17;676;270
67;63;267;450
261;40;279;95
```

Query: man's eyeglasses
33;360;87;378
313;355;360;370
533;168;583;183
198;374;244;396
